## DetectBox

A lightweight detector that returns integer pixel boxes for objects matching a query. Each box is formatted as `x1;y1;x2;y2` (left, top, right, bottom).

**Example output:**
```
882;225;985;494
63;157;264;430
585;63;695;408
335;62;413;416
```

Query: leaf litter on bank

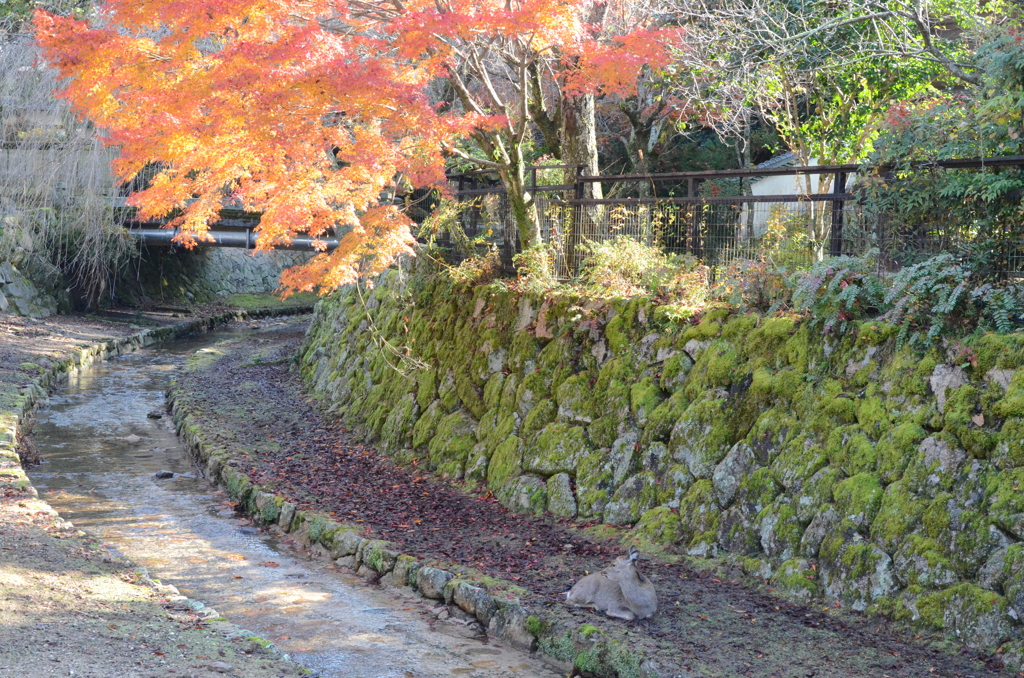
174;322;1008;678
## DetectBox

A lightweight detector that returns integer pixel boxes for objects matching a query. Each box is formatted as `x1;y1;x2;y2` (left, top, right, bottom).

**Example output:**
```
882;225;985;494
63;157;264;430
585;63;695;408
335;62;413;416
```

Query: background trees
35;0;676;290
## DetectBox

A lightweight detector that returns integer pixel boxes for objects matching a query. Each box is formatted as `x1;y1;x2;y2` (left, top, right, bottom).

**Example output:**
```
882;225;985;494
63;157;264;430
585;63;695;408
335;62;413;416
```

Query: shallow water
27;318;555;678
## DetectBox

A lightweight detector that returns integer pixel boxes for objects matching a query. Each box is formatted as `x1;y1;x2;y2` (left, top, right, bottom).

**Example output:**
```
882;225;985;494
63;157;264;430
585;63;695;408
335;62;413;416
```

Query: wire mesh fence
443;158;1024;280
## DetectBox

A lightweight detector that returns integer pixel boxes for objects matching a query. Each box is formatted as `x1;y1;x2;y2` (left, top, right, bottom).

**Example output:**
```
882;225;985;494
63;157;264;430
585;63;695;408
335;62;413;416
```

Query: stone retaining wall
120;247;310;306
298;263;1024;663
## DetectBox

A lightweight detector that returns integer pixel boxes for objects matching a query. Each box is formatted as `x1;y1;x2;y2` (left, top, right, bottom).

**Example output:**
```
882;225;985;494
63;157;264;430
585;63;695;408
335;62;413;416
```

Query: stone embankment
0;304;313;677
296;263;1024;669
172;314;1006;677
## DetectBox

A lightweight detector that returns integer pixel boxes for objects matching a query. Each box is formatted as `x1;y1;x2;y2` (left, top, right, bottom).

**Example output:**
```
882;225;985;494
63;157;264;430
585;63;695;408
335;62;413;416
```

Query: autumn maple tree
35;1;677;291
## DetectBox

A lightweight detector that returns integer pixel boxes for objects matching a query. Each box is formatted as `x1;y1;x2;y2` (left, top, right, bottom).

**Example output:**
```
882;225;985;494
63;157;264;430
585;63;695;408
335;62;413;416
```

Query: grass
222;292;319;310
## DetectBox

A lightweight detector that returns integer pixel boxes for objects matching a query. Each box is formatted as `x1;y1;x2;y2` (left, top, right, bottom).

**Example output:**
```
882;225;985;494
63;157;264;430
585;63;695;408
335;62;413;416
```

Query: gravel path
173;322;1014;678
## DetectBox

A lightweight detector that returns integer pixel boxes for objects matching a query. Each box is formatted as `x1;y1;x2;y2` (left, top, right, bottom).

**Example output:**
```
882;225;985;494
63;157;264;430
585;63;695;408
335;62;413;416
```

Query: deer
564;546;657;621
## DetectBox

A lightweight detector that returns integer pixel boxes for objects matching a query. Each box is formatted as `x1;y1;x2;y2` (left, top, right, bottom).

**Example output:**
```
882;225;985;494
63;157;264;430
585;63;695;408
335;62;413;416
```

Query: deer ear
628;545;640;561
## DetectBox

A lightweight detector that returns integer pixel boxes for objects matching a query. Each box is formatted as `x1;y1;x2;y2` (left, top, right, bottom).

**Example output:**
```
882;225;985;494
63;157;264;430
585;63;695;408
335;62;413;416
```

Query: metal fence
445;156;1024;279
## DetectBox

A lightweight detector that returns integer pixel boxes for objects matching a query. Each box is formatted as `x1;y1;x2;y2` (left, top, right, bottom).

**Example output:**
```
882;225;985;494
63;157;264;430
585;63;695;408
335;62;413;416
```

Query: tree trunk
561;91;603;275
499;163;542;252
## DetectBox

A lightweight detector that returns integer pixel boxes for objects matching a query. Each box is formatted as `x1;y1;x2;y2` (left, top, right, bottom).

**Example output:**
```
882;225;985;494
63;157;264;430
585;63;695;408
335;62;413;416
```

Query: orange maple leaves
34;1;677;292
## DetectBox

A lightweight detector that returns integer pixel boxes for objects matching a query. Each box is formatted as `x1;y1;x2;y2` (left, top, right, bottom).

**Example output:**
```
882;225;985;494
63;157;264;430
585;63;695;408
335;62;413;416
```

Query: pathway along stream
26;318;556;678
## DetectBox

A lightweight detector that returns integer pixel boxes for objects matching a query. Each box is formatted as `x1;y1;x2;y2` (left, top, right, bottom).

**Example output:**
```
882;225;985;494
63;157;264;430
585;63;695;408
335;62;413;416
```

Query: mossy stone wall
300;264;1024;658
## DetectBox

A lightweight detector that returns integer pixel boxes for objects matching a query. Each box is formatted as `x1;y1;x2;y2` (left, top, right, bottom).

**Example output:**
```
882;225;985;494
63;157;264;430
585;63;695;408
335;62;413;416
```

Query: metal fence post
566;164;585;277
829;171;847;257
689;178;704;260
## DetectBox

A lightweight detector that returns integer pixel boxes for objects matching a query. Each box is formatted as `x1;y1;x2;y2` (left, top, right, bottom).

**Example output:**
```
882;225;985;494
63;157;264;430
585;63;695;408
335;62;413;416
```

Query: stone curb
0;304;316;675
168;364;659;678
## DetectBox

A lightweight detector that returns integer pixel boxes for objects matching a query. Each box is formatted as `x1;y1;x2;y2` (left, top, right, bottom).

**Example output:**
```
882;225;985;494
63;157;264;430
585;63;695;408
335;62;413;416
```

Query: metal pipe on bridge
129;227;339;251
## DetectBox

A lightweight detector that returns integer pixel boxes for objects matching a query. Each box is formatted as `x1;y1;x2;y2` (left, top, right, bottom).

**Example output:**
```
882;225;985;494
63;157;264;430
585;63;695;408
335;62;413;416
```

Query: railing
445;156;1024;279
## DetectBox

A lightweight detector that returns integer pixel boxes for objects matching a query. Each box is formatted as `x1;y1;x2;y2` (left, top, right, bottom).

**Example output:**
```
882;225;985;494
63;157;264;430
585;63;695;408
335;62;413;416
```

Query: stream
25;318;556;678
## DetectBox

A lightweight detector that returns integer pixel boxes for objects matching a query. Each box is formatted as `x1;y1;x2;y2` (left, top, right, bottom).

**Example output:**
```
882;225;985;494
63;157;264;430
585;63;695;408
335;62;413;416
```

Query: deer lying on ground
565;546;657;620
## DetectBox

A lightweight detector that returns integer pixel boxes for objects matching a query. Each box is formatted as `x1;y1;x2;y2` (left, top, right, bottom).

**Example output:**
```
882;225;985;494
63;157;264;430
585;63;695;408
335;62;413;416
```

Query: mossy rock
427;409;478;479
670;393;735;479
483;372;506;412
546;473;577;518
603;472;658;526
793;465;844;524
755;500;803;561
629;376;665;427
524;423;591;476
576;450;614;520
902;435;968;497
818;523;897;612
870;480;926;553
487;435;524;491
876;422;928;485
892;534;958;589
825;426;876;477
921;493;1000;579
521;398;558;440
411;399;446;450
556;373;596;424
772;558;819;603
915;583;1014;651
769;437;827;494
833;473;884;530
508;475;548;515
632;506;681;545
379;392;419;453
640;390;689;447
676;479;720;556
516;371;552;420
987;467;1024;540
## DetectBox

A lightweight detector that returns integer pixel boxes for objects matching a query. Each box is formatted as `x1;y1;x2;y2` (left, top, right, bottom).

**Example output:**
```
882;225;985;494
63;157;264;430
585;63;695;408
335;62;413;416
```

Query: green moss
876;422;927;484
260;496;282;524
605;314;630;355
677;480;720;553
576;450;614;520
825;426;876;476
483;372;506;412
524;615;546;637
916;583;1009;633
670;394;736;478
588;416;618;449
525;423;590;476
660;352;694;392
856;320;896;347
631;506;681;545
487;436;523;488
427;410;477;478
555;373;595;424
772;558;819;601
856;397;892;439
641;391;689;446
411;400;445;450
521;398;558;439
630;376;664;424
870;481;925;552
833;473;884;529
942;385;996;459
685;342;739;396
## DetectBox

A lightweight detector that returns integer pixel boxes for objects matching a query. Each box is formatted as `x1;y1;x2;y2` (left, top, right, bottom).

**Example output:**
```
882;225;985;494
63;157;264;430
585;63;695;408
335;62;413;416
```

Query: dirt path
173;322;1013;678
0;310;307;678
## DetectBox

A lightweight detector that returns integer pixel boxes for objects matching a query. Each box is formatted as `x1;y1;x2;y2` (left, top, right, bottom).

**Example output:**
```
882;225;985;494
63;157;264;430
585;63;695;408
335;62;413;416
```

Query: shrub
578;235;707;301
712;259;791;312
790;252;885;335
883;253;1024;347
